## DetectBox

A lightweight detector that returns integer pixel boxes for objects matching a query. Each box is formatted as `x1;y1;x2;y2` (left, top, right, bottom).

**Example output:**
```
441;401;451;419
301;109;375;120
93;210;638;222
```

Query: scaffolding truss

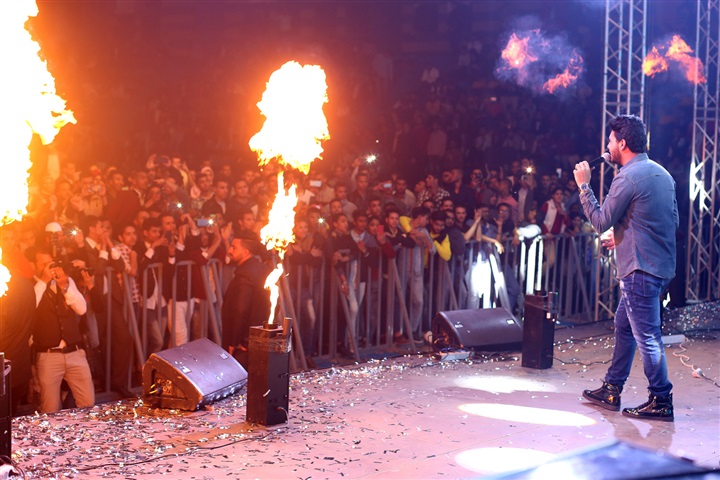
596;0;647;320
687;0;720;302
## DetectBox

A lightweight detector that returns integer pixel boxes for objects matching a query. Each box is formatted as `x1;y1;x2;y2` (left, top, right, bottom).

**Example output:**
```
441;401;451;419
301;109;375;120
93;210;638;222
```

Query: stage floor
9;313;720;479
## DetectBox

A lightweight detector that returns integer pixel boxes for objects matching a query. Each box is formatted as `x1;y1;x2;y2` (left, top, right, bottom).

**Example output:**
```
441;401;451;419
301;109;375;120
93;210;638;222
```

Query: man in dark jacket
221;231;271;369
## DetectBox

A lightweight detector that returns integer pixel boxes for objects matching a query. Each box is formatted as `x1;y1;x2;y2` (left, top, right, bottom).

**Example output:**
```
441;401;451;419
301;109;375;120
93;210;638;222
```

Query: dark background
29;0;697;172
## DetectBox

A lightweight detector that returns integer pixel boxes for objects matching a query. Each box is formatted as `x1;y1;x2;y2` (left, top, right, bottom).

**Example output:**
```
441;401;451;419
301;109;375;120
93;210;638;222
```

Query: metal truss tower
596;0;647;321
687;0;720;302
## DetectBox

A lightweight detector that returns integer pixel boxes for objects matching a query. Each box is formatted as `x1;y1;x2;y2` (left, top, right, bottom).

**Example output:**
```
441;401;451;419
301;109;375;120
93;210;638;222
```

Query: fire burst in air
0;0;76;295
250;61;329;323
496;29;584;95
643;35;706;84
543;50;583;93
249;62;329;175
502;33;538;70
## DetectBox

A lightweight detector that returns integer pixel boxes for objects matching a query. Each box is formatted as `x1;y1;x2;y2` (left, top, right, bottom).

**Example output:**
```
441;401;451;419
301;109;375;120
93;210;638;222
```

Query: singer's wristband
579;183;591;194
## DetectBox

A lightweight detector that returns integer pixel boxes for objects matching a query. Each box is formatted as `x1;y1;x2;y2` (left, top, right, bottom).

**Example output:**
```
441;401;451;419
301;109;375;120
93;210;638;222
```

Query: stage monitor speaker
142;339;247;411
432;308;522;351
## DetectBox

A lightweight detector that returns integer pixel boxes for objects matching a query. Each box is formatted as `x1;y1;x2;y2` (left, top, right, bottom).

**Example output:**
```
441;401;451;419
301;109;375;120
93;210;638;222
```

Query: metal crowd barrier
278;233;604;363
95;258;225;394
93;231;605;392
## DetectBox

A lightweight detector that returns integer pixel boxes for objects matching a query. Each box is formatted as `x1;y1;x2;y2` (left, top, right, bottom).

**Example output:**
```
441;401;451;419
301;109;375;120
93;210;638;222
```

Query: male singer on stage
573;114;679;422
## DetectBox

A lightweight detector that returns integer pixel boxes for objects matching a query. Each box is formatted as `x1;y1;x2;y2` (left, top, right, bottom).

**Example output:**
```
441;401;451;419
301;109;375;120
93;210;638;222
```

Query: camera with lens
69;265;96;286
51;260;95;285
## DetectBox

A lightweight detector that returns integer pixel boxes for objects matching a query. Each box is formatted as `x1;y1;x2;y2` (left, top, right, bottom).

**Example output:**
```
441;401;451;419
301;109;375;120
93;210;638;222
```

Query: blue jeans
605;270;672;396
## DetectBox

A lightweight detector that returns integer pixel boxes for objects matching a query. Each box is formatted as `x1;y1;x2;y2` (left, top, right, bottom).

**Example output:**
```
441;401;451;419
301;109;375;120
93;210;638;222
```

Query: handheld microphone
589;152;611;170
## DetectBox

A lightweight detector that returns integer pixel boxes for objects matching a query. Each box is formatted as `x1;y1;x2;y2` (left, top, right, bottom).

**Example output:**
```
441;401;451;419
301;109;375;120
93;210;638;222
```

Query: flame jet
0;0;76;295
249;61;330;324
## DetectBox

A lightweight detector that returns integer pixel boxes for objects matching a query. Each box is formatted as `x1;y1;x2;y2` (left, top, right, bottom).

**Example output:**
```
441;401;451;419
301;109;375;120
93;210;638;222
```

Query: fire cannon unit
246;319;291;426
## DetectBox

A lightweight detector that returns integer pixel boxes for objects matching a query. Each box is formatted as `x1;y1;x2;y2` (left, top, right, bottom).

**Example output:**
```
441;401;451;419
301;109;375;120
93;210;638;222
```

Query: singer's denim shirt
580;153;679;280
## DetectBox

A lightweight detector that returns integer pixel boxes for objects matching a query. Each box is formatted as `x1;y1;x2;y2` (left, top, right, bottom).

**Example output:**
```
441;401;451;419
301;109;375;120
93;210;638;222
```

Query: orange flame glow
0;0;76;295
643;46;669;77
501;33;538;69
249;61;330;175
643;35;706;84
498;29;583;95
0;249;10;297
260;172;298;321
250;62;329;324
543;51;584;93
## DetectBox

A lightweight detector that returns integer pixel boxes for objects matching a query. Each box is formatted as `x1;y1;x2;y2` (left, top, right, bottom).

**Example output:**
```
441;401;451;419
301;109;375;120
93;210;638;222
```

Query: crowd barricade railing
101;267;112;394
139;262;164;357
95;265;152;395
197;258;223;344
499;231;598;323
167;260;192;348
119;271;146;373
103;258;227;390
264;253;304;371
92;231;604;385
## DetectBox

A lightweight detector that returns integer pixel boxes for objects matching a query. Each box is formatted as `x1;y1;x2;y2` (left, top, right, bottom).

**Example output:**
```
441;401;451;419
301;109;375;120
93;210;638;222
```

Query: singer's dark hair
609;114;647;153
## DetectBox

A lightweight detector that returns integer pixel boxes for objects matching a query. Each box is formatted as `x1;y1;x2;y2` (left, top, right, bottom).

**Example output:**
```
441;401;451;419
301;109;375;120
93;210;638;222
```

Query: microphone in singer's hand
589;152;611;170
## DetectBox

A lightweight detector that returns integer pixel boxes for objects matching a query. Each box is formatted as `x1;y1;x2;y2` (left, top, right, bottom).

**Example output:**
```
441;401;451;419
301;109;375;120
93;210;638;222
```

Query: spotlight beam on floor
459;403;596;426
455;375;559;394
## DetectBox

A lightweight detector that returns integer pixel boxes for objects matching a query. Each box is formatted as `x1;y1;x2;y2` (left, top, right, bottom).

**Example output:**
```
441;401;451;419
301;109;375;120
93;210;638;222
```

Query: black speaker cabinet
142;339;247;411
432;308;523;351
522;293;557;369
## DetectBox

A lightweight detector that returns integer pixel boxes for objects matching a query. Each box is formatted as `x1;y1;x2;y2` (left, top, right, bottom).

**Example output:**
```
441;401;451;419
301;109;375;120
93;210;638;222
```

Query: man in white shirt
30;248;94;413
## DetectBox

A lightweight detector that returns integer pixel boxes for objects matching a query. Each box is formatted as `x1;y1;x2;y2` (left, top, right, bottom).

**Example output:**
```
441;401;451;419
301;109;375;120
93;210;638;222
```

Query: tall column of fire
248;61;330;322
0;0;76;295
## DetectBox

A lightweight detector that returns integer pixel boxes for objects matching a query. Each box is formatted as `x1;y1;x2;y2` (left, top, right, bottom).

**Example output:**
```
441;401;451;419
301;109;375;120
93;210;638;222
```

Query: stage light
458;403;596;427
470;254;492;307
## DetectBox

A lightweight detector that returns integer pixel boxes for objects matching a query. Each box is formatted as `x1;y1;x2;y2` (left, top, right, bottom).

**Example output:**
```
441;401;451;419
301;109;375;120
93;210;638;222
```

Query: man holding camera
29;247;94;413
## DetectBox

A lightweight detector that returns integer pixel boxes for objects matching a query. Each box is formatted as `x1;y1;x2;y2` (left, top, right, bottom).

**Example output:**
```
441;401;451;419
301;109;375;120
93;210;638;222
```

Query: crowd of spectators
0;142;596;413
